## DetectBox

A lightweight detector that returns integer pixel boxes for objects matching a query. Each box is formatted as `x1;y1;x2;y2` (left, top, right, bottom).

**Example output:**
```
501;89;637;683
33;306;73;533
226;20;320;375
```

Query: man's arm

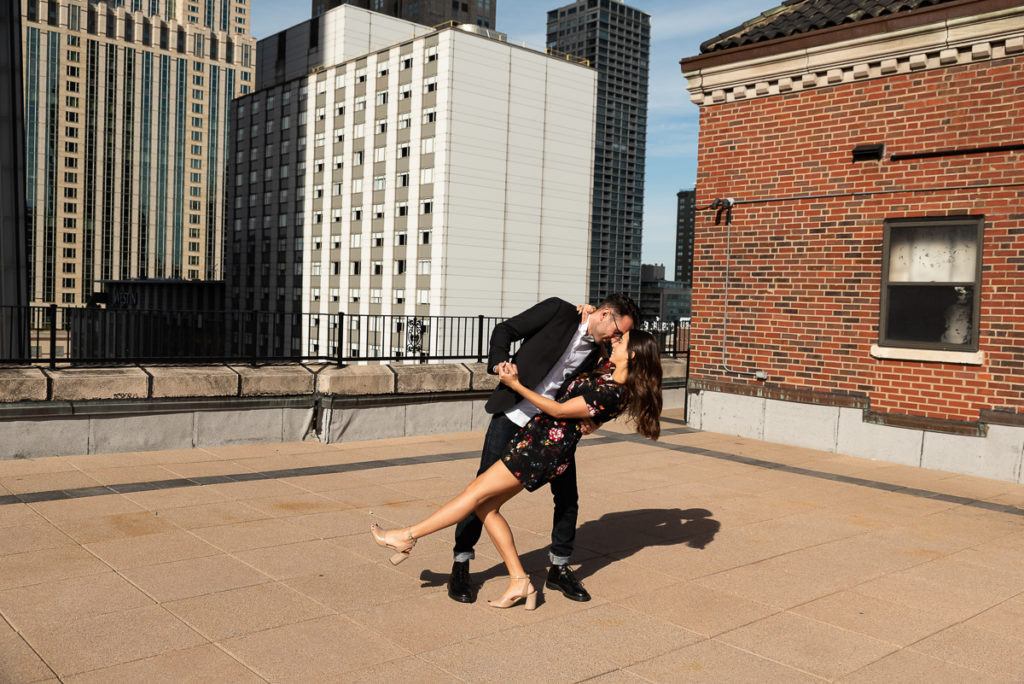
486;297;572;374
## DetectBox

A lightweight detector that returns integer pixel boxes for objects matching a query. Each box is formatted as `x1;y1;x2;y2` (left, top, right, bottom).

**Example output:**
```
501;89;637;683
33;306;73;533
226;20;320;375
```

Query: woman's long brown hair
623;329;663;440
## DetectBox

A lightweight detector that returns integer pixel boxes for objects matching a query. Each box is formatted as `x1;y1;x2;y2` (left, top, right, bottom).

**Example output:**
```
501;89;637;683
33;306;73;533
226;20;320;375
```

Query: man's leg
546;459;591;601
448;413;519;602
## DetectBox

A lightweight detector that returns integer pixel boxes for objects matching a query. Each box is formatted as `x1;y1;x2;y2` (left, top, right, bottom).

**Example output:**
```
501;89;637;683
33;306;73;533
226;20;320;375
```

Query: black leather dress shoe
447;560;475;603
546;564;591;602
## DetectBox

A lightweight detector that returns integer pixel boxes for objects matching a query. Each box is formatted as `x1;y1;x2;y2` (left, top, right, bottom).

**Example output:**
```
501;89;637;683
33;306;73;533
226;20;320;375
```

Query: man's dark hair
598;292;641;323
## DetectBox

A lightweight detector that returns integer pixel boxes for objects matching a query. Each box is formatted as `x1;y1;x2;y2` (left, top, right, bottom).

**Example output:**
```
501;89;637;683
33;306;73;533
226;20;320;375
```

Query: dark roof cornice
679;0;1018;73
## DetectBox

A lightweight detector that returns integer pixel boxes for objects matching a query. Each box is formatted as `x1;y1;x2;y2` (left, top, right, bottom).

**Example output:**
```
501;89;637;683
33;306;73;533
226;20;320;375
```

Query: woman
371;329;663;610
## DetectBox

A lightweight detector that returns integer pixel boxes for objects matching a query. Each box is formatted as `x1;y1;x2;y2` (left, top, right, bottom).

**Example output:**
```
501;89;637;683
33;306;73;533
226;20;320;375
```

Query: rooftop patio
2;418;1024;682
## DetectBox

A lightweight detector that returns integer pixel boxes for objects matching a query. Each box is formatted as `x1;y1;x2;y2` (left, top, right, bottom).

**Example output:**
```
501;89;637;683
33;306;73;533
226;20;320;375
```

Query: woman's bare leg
374;462;522;547
476;489;536;604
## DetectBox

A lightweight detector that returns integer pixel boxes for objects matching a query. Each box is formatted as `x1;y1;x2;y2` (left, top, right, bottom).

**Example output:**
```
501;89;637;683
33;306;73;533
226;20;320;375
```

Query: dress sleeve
581;383;626;423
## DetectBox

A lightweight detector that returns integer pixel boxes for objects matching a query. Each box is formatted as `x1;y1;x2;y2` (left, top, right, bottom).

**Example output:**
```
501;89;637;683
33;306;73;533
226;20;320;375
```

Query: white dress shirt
505;320;595;427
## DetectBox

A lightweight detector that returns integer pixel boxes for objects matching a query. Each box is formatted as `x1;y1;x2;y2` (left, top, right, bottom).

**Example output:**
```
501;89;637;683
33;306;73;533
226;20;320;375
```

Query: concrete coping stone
0;367;49;403
393;363;471;394
44;366;149;401
463;362;499;391
147;365;239;399
661;358;688;379
317;364;396;396
228;364;316;397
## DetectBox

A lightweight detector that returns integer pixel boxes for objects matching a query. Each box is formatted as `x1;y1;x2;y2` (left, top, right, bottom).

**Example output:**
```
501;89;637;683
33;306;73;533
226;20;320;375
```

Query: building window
394;289;405;304
879;217;983;351
420;167;433;184
417;288;430;304
420;199;433;215
349;288;360;302
394;259;406;275
395;231;407;246
350;261;361;275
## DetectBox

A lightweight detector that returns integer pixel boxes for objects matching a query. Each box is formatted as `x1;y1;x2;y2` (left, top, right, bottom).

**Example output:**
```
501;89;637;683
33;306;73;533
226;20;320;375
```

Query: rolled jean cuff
549;552;570;566
454;551;475;563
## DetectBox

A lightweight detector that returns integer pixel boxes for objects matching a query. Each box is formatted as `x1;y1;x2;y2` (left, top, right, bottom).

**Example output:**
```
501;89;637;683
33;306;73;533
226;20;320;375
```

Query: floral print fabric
501;370;627;492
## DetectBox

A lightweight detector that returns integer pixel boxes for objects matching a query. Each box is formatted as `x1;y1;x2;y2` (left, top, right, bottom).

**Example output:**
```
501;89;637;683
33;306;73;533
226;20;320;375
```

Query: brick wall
691;55;1024;422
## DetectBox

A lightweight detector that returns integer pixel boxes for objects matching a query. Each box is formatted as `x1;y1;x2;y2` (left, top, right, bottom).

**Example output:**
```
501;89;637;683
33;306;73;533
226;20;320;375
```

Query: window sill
870;344;984;365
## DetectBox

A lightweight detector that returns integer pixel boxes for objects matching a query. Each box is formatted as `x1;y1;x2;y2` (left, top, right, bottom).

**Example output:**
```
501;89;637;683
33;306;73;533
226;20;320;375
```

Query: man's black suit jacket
484;297;602;415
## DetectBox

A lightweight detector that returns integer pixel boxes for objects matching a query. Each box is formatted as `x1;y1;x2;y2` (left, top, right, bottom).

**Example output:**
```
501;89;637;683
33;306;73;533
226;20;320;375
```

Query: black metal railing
0;305;690;368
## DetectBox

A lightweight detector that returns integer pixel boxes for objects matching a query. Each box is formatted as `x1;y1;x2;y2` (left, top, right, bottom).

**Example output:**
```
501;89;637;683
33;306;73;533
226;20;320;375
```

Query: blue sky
250;0;775;276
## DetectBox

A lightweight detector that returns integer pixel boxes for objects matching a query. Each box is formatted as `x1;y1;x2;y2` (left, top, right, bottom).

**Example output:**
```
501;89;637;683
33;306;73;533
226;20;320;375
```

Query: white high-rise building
226;5;596;358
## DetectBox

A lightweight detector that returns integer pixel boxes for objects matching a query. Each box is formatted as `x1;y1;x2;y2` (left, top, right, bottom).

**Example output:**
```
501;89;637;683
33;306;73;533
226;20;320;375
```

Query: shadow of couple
418;507;720;588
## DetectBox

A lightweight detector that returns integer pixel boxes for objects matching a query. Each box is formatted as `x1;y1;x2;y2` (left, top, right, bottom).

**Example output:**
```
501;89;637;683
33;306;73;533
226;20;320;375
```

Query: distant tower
675;189;695;285
20;1;256;306
547;0;650;302
312;0;496;29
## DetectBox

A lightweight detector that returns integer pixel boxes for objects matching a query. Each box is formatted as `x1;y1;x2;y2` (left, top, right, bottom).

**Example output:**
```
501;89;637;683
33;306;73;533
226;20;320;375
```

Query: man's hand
576;304;596;323
580;418;600;435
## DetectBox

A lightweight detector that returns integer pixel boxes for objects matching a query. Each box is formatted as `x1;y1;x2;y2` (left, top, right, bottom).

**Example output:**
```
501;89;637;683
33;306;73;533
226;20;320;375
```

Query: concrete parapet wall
0;359;690;459
690;389;1024;484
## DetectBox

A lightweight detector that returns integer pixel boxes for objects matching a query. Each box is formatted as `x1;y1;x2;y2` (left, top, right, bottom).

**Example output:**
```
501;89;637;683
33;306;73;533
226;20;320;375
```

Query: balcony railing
0;305;690;368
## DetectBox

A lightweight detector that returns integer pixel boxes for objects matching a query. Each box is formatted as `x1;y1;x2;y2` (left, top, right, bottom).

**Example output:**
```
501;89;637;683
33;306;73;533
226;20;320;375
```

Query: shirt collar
579;320;594;344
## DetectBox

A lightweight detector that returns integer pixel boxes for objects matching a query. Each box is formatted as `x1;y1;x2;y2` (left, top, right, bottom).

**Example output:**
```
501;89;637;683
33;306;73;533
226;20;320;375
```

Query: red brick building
680;0;1024;481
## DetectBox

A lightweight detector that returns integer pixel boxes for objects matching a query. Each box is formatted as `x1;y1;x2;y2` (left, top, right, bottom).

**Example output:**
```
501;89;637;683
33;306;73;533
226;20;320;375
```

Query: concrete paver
0;420;1023;681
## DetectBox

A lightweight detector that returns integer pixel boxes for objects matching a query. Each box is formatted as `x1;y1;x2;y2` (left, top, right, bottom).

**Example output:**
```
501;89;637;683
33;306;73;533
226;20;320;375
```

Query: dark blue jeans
453;413;579;563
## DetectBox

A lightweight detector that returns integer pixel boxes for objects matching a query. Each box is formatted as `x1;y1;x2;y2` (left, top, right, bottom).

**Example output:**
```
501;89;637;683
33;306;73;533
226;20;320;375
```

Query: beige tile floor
1;417;1024;682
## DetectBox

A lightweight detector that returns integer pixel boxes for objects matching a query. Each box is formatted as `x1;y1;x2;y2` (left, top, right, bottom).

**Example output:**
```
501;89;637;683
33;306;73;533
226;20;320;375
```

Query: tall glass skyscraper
20;0;256;307
547;0;649;302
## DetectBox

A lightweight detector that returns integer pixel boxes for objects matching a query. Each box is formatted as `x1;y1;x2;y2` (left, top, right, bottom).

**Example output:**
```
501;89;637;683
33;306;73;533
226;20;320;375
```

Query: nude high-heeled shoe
370;524;416;565
488;575;537;610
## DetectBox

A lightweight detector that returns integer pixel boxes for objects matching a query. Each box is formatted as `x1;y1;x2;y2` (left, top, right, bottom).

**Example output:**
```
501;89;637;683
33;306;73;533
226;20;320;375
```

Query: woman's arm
498;366;592;419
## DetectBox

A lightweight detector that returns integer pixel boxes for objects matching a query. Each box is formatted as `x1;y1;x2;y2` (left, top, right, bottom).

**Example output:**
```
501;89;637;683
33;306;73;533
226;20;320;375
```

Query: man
447;293;640;603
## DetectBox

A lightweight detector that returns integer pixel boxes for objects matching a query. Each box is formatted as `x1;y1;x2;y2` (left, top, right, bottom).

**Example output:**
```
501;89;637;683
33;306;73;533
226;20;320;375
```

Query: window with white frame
349;261;360;275
352;207;363;220
354;96;366;111
424;77;437;93
372;204;385;219
349;288;360;302
375;118;387;134
355;67;366;83
417;258;431;275
376;90;388;106
879;216;983;350
399;84;412;100
372;260;383;275
373;175;385;191
397;172;410;187
426;46;437;62
420;199;433;214
394;289;405;304
396;201;408;217
372;232;384;247
417;288;430;304
422;107;436;124
330;287;340;302
394;259;406;275
422;137;434;154
420;167;433;184
374;147;386;163
420;229;431;244
398;113;411;129
370;288;382;304
351;233;362;248
395;231;407;246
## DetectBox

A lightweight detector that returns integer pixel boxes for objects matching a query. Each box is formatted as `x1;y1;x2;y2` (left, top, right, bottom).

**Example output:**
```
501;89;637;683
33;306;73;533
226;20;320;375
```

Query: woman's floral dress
501;369;627;492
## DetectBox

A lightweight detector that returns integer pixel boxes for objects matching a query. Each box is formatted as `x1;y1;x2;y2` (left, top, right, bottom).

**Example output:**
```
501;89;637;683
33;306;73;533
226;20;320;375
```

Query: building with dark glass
312;0;495;29
547;0;649;302
675;188;695;285
2;0;29;359
20;0;256;308
639;263;690;322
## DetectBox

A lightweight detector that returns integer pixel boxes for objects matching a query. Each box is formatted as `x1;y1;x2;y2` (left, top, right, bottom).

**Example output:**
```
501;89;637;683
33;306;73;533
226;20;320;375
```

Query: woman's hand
497;361;521;388
576;303;596;323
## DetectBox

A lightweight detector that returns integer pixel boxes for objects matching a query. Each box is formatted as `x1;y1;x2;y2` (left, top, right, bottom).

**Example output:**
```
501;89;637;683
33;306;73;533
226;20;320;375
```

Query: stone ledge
393;363;470;393
44;367;148;401
463;362;499;391
230;364;316;397
148;366;239;399
661;358;687;380
317;364;395;396
0;368;48;403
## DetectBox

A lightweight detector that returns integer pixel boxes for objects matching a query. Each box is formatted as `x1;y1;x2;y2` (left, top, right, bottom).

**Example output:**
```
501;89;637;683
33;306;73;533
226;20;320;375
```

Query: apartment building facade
226;6;596;358
20;0;255;307
547;0;649;302
674;188;695;286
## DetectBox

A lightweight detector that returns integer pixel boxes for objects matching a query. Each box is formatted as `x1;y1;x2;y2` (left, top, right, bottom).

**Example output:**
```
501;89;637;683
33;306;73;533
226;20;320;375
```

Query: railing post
249;312;258;367
337;312;345;367
48;304;58;369
476;314;484;363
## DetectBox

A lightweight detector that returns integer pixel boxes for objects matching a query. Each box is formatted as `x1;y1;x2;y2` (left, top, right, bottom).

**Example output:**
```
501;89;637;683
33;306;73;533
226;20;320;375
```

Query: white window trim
870;345;985;365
